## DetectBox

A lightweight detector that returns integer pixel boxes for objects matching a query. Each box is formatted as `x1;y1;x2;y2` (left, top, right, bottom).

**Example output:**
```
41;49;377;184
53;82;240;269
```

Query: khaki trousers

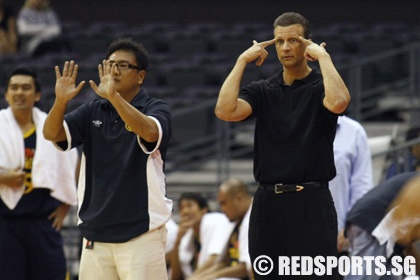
79;226;167;280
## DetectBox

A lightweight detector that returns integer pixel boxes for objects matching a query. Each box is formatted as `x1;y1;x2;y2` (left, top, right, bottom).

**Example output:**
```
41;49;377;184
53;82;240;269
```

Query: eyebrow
109;60;132;63
9;82;33;87
275;36;301;42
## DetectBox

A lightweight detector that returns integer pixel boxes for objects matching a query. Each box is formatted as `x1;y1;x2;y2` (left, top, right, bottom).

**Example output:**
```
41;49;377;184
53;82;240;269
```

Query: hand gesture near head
299;36;328;61
89;60;118;100
176;214;194;242
55;60;86;102
239;38;276;66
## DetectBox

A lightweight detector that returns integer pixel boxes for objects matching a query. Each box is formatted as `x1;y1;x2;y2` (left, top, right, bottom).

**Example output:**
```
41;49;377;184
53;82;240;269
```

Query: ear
235;192;243;202
4;91;8;100
138;70;146;86
34;91;41;102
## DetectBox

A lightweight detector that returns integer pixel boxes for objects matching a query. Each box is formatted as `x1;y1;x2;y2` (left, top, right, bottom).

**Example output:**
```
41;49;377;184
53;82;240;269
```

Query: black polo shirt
57;89;172;242
239;70;338;184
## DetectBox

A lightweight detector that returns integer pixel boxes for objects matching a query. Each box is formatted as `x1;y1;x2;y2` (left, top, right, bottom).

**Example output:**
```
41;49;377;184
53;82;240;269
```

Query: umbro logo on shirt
92;120;102;127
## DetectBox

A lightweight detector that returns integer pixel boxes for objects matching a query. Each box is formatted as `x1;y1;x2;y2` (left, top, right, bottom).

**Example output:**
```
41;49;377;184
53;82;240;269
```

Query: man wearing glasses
43;38;173;280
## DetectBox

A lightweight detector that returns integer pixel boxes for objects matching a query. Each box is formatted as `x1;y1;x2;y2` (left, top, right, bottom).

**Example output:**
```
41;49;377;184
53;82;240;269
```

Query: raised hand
176;214;194;240
55;60;86;102
299;36;328;61
89;60;117;100
239;38;276;66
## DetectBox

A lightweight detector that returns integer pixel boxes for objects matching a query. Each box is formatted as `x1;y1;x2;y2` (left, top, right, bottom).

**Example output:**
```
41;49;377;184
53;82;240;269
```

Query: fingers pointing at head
252;38;275;66
260;38;276;48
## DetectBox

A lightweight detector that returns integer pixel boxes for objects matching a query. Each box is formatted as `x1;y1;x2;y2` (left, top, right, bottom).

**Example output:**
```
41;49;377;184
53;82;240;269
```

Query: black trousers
0;217;67;280
249;186;339;279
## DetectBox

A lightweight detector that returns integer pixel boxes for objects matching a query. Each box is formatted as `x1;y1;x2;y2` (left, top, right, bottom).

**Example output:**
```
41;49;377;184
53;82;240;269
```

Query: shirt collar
101;88;148;109
337;116;343;127
270;68;319;86
130;88;148;108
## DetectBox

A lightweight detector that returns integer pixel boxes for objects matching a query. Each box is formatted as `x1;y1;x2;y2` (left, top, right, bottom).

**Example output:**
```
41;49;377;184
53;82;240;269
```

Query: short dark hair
273;12;312;39
6;68;41;92
178;192;209;211
106;38;149;71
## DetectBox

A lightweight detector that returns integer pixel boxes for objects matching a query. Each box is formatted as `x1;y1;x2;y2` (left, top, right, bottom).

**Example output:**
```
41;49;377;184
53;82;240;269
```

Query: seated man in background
17;0;66;56
189;178;253;280
378;174;420;276
170;192;233;280
344;172;419;280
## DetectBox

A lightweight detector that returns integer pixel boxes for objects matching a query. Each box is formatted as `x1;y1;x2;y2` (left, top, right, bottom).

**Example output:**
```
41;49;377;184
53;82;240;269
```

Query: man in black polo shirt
215;12;350;279
43;38;172;279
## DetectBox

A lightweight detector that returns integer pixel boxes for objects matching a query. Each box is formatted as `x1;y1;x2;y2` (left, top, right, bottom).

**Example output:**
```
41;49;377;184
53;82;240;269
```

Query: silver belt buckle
274;183;285;194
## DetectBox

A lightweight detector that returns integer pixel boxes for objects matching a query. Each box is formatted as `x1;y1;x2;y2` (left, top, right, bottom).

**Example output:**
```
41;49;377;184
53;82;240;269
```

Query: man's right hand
238;38;276;66
55;60;86;103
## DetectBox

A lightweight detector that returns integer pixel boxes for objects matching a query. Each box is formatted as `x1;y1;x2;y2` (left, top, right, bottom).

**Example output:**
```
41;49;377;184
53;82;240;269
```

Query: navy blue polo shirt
57;89;172;243
238;70;338;184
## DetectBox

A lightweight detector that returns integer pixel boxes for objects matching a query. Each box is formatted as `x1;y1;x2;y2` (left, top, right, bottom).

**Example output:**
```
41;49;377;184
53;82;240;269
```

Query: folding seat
161;63;206;91
166;31;211;56
70;34;111;57
211;30;253;56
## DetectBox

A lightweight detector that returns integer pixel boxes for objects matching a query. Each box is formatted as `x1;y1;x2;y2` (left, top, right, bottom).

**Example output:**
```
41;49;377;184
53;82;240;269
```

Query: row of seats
61;20;420;57
0;20;417;114
0;49;281;113
2;19;417;64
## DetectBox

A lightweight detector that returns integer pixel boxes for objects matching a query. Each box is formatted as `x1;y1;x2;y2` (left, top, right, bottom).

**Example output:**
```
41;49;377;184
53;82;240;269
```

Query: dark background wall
4;0;420;27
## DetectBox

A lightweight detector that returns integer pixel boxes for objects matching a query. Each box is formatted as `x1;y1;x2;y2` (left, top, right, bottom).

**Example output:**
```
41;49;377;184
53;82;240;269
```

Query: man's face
5;75;40;111
218;190;239;222
274;24;307;68
179;199;207;227
108;50;145;94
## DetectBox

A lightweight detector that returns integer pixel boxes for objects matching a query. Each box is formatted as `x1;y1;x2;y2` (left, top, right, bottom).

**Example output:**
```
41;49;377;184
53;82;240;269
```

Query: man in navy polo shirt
43;38;172;279
215;12;351;279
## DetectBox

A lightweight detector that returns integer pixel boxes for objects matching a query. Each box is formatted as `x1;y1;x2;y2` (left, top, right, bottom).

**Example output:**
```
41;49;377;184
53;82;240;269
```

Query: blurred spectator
382;173;420;276
372;210;419;278
0;67;78;279
386;126;420;179
0;0;18;54
17;0;67;56
344;172;419;280
329;115;373;254
170;192;233;280
189;178;253;280
386;173;420;250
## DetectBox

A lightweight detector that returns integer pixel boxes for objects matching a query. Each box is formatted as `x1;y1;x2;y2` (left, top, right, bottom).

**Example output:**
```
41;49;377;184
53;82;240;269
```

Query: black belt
258;181;328;194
